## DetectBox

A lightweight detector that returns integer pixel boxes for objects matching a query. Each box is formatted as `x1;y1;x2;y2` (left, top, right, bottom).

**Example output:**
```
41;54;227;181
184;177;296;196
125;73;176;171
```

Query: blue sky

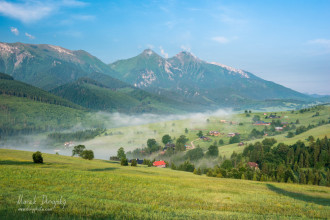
0;0;329;95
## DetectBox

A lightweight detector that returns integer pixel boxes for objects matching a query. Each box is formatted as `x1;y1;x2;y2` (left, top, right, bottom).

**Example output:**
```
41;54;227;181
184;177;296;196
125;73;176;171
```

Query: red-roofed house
247;162;259;169
153;160;166;168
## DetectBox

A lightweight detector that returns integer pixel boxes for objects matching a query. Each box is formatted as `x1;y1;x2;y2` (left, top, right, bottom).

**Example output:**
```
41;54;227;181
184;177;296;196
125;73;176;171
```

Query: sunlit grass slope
0;149;329;219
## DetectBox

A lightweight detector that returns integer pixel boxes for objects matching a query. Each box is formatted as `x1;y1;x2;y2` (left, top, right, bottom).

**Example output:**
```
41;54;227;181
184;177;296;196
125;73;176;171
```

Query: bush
131;159;137;166
32;151;43;163
81;150;94;160
121;158;128;166
287;132;295;138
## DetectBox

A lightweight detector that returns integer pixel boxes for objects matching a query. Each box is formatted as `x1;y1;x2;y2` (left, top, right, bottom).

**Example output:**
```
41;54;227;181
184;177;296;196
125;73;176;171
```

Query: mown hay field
0;149;329;219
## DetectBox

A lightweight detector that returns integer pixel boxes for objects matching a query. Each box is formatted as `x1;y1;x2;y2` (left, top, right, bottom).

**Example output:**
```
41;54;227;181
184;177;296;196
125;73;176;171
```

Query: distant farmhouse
247;162;259;170
153;161;166;168
254;121;271;126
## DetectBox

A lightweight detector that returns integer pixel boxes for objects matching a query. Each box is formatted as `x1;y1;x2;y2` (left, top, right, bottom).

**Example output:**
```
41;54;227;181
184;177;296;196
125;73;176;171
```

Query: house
64;141;74;148
164;143;175;150
130;158;143;164
220;120;227;123
254;121;271;126
238;142;245;146
153;160;166;168
209;131;221;136
268;114;280;119
247;162;259;169
275;127;283;131
200;136;211;141
228;133;240;137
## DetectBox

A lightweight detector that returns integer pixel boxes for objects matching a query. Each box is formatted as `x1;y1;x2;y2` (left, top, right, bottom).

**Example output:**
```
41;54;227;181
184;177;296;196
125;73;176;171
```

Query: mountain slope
0;73;95;137
109;50;310;107
0;42;116;90
50;75;191;113
0;72;82;109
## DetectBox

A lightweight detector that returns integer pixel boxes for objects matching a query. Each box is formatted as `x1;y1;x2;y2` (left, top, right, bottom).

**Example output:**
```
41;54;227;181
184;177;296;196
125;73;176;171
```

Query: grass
219;124;330;157
81;106;330;158
0;149;329;219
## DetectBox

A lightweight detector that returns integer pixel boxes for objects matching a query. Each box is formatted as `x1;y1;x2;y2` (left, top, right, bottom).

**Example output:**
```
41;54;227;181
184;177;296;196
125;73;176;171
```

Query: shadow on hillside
0;160;34;165
266;184;330;206
103;160;120;164
88;167;118;172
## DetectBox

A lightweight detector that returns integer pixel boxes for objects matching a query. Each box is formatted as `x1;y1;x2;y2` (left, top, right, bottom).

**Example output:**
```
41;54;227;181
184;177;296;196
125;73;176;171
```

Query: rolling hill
0;149;329;219
50;74;195;114
0;73;95;137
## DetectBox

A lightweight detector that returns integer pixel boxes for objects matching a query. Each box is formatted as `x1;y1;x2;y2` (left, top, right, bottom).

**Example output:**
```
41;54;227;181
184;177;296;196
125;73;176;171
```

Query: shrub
121;158;128;166
131;159;137;166
32;151;43;163
81;150;94;160
287;132;295;138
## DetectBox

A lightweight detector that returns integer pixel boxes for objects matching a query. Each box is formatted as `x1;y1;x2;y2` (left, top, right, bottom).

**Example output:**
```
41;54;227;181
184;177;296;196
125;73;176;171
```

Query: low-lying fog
1;108;233;160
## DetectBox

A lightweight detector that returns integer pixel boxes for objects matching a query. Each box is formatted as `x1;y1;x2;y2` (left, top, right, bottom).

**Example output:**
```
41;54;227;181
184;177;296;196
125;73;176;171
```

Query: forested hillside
0;72;82;109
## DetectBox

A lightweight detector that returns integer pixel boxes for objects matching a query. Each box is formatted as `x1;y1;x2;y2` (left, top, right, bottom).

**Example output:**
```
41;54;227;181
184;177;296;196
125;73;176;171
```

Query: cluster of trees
48;128;106;142
115;147;155;167
72;145;94;160
127;134;189;158
202;137;329;186
298;105;325;114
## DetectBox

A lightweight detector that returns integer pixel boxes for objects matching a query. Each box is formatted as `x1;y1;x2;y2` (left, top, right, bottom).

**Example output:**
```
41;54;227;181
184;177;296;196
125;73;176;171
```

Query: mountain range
0;42;323;113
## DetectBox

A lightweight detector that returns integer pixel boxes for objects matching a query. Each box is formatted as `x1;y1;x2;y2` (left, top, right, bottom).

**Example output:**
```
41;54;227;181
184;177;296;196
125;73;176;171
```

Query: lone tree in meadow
117;147;126;160
81;150;94;160
32;151;43;164
72;145;86;157
162;134;172;145
197;130;203;138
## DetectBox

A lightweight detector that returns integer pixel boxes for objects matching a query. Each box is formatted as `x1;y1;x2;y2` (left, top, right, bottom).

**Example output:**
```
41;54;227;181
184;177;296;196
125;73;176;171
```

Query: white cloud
308;39;330;47
159;46;168;58
180;45;191;52
10;27;19;35
212;36;229;44
0;0;87;23
25;32;35;39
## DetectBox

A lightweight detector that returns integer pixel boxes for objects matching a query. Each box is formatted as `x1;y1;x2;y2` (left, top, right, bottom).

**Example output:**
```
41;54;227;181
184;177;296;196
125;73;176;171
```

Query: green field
80;106;330;158
0;149;329;219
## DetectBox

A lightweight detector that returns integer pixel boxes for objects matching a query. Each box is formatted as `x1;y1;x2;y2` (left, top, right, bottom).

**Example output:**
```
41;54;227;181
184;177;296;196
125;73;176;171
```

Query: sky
0;0;329;95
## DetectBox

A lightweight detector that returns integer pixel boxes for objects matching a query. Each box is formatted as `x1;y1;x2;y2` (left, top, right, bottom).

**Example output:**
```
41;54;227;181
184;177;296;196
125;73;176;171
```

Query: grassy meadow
0;149;329;219
81;106;330;158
